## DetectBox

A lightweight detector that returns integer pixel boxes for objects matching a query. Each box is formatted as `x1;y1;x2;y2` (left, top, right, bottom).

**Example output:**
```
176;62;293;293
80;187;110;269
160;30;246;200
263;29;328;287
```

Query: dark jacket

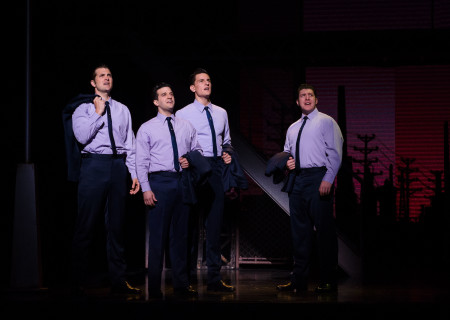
222;144;249;192
62;94;97;182
181;150;212;204
265;151;296;193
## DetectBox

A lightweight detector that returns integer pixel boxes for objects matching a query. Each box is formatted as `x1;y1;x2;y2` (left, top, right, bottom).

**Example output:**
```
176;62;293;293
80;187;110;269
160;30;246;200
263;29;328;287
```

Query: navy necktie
167;117;180;172
105;101;117;155
204;106;218;157
295;116;308;171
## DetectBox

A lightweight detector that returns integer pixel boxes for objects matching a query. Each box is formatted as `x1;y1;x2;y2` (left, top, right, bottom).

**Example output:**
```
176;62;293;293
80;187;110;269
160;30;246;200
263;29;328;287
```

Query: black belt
150;171;182;178
81;153;126;159
295;166;326;175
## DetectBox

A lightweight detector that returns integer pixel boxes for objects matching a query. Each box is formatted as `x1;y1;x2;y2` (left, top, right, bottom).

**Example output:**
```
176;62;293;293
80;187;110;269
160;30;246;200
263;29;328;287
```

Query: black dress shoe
276;282;307;292
315;283;337;293
207;280;235;292
111;281;142;295
174;286;198;297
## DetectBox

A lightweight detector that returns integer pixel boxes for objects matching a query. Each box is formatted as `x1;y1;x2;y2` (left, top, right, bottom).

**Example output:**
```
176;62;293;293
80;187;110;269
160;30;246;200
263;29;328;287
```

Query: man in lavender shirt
175;68;235;292
136;82;202;299
71;65;141;296
276;84;343;294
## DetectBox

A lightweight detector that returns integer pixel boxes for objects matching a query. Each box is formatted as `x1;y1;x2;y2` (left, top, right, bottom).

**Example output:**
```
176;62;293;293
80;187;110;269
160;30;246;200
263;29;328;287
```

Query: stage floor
3;267;450;319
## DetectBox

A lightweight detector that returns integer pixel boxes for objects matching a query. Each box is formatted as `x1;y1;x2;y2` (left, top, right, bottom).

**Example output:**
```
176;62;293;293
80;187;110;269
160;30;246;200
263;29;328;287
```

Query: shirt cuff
323;172;336;184
140;181;151;192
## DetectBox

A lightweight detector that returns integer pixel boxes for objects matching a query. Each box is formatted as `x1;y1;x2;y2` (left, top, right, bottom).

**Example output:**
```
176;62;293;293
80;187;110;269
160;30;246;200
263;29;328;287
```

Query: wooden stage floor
3;267;450;319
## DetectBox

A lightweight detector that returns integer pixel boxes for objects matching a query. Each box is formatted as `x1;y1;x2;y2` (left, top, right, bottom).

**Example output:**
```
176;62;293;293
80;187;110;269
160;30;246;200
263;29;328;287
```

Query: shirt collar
157;111;174;123
193;99;212;113
302;108;318;120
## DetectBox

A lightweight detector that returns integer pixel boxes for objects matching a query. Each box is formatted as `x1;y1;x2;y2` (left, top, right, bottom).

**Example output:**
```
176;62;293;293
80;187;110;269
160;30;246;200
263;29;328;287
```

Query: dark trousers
288;167;338;288
189;157;225;284
71;155;128;287
147;172;190;293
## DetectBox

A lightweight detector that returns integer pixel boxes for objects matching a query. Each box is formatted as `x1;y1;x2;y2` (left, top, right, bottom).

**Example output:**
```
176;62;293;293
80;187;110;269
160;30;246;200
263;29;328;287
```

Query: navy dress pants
72;155;128;287
147;172;190;293
189;157;225;285
288;167;338;288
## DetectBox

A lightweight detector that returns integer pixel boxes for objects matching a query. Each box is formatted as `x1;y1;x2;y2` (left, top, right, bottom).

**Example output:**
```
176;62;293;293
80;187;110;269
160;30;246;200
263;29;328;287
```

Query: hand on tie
93;96;106;115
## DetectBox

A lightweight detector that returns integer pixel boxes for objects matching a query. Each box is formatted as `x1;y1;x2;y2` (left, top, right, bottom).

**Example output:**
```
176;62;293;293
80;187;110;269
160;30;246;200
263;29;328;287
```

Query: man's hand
286;156;296;171
222;152;231;164
319;181;332;196
143;190;157;206
130;178;140;195
93;96;106;115
179;157;189;169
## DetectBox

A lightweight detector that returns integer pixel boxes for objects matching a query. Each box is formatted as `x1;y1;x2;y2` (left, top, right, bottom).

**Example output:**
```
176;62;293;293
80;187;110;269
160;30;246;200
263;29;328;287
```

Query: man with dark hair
70;65;141;296
175;68;235;292
136;82;202;299
275;84;343;294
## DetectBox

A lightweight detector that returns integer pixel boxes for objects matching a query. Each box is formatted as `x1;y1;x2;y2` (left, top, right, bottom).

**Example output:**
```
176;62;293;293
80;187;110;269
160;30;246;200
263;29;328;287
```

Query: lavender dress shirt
283;108;343;184
175;99;231;157
135;112;202;192
72;98;137;179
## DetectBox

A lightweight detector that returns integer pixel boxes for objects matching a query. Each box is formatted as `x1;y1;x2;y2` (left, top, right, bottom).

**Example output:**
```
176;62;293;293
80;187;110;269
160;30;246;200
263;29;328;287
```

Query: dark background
3;0;450;290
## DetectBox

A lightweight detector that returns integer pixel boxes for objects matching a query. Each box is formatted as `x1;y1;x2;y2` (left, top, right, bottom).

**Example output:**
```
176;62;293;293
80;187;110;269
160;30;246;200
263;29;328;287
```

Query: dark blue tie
105;101;117;155
295;116;308;171
204;106;217;157
167;117;180;172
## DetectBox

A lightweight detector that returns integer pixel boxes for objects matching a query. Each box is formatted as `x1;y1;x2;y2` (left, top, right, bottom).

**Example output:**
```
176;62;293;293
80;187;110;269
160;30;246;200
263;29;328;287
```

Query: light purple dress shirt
72;98;137;179
283;108;343;184
135;112;202;192
175;99;231;157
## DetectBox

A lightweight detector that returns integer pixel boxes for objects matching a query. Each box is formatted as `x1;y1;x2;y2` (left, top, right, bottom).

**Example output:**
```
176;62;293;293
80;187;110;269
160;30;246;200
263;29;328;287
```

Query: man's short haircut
92;64;110;81
297;83;317;97
151;82;173;101
189;68;209;85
